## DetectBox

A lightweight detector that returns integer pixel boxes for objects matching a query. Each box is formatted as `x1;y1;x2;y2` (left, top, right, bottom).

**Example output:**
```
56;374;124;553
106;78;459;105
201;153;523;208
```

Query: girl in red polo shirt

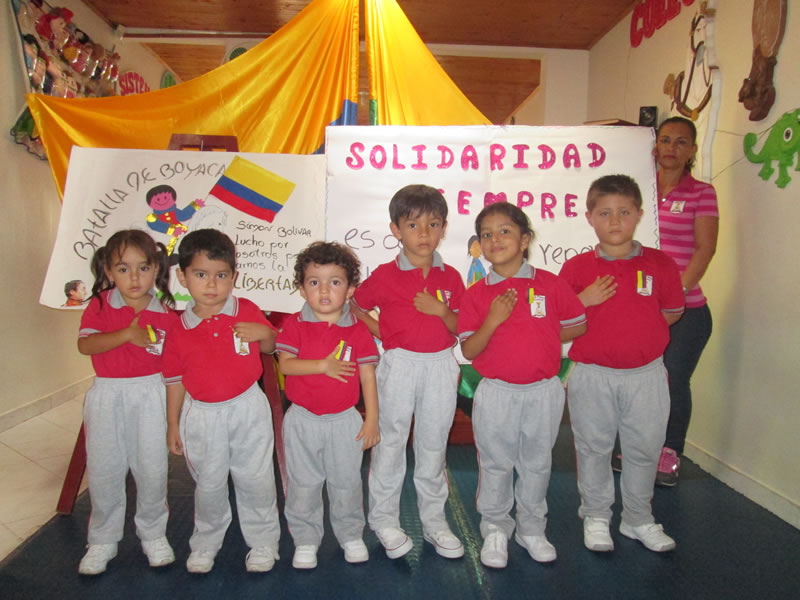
458;203;586;569
76;230;176;576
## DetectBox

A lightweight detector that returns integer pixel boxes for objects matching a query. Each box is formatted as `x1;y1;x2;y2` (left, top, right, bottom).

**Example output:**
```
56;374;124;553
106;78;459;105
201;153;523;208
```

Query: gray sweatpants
368;347;459;534
180;383;280;553
472;376;564;538
84;374;169;544
567;359;669;526
284;405;365;546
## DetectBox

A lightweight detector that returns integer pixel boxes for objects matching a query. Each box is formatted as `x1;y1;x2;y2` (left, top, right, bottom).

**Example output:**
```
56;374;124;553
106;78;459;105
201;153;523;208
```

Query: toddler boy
276;241;380;569
163;229;280;573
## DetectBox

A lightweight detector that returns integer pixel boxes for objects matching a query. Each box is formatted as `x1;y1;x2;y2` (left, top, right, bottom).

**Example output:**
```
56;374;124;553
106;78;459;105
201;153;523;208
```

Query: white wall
588;3;800;527
429;45;589;126
0;0;172;430
514;49;589;126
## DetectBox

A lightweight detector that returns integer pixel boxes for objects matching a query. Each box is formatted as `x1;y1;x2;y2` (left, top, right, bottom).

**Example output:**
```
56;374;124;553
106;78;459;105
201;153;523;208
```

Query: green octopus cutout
744;108;800;188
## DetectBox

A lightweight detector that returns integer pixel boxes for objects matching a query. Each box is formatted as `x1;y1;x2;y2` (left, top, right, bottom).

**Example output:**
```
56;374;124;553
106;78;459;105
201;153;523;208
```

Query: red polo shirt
458;263;586;384
79;289;176;378
353;251;465;352
162;296;274;402
276;303;379;415
559;243;685;369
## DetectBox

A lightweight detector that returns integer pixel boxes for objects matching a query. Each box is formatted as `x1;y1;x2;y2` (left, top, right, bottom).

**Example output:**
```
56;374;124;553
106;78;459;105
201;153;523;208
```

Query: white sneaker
423;529;464;559
515;533;557;563
342;539;369;563
78;543;118;575
375;527;413;559
480;530;508;569
620;521;676;552
292;544;318;569
246;546;277;572
186;549;217;574
141;536;175;567
583;517;614;552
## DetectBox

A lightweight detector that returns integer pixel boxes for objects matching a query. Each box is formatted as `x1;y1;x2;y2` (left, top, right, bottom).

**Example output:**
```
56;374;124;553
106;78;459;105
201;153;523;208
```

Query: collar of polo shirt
486;262;535;285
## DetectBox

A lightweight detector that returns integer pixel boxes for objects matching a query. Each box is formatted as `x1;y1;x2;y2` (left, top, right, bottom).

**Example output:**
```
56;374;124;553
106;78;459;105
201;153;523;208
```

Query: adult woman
654;116;719;486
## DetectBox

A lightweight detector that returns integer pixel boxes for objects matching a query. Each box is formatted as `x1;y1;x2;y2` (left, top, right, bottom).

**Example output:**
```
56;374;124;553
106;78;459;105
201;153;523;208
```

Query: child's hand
194;198;206;208
233;321;271;343
487;288;517;326
167;424;184;456
579;275;617;307
321;348;357;382
126;314;151;347
413;288;447;317
356;418;380;450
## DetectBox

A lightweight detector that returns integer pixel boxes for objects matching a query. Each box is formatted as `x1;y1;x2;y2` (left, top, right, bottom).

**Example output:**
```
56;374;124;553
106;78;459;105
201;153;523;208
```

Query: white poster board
41;148;325;312
325;125;658;281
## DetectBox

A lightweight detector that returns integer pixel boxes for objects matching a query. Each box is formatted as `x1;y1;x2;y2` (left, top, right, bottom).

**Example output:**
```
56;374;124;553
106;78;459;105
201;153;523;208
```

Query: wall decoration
160;70;177;89
630;0;696;48
224;41;259;64
743;108;800;189
663;11;713;121
118;70;151;96
40;149;324;312
738;0;787;121
11;0;120;98
9;0;121;159
662;1;720;182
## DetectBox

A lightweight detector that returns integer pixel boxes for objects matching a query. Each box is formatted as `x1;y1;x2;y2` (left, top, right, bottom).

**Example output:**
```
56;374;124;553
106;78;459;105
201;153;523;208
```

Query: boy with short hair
163;229;280;574
353;184;466;560
276;241;380;569
560;175;684;553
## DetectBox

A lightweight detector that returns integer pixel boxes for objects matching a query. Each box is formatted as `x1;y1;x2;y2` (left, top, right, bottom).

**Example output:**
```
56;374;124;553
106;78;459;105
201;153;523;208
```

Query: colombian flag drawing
210;156;296;222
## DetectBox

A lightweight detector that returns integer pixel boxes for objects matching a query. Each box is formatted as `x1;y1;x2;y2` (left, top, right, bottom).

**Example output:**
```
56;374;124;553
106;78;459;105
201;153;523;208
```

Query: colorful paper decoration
209;156;296;222
743;108;800;188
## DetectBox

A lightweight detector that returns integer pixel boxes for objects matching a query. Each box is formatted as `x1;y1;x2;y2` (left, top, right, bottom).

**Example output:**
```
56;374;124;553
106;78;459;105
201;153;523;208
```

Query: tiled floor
0;394;86;562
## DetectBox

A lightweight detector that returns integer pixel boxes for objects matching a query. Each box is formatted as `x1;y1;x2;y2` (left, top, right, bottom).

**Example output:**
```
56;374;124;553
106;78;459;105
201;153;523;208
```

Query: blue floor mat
2;423;798;599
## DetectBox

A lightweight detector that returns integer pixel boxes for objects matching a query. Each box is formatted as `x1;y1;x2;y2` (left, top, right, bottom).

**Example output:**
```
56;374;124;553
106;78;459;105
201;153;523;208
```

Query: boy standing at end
164;229;280;574
353;184;465;560
560;175;684;554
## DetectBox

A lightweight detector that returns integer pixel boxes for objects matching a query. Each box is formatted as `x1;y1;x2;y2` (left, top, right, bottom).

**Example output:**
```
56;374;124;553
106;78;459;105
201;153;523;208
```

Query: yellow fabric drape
26;0;359;198
364;0;490;126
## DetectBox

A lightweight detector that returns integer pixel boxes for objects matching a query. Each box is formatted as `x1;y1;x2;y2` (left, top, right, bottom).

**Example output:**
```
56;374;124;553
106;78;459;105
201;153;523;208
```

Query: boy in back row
560;175;684;553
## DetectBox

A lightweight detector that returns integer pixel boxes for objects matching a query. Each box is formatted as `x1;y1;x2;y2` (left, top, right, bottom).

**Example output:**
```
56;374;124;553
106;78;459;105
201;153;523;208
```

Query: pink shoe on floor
656;447;680;487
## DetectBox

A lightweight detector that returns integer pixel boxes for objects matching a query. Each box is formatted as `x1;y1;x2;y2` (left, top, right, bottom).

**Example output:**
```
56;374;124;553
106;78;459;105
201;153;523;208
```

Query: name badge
636;270;653;296
527;287;547;318
435;289;452;306
670;200;686;214
233;331;250;355
335;339;352;361
145;326;166;355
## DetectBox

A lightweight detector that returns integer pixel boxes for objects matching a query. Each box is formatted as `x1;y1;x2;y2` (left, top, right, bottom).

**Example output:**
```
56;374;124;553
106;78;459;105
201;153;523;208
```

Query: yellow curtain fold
365;0;490;126
27;0;359;198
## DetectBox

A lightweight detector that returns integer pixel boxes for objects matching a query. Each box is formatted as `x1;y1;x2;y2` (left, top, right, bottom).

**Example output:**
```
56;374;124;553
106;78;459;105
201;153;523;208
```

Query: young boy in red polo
560;175;684;554
163;229;280;574
352;184;466;560
276;241;380;569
